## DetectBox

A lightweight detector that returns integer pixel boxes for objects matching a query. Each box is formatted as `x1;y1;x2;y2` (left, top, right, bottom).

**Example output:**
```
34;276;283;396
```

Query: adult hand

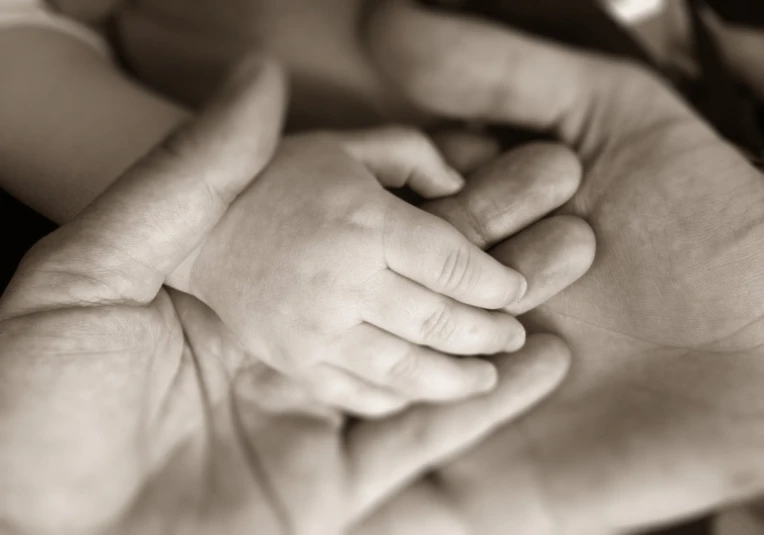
0;56;574;535
357;2;764;533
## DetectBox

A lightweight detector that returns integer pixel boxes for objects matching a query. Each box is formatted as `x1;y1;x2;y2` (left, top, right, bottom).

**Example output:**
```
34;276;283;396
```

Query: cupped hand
358;2;764;533
0;55;581;535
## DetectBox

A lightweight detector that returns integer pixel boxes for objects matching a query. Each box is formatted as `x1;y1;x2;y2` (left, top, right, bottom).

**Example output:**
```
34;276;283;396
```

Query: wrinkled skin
348;3;764;533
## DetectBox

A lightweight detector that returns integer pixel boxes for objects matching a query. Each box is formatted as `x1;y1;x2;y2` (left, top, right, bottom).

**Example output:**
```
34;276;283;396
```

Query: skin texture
0;53;595;534
347;2;764;533
112;0;764;530
180;130;537;417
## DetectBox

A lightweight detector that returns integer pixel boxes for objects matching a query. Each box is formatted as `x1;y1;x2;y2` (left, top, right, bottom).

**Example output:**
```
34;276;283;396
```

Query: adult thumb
366;0;694;157
1;55;286;316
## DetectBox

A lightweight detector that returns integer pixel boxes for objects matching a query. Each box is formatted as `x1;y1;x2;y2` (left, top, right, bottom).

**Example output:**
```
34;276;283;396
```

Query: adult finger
361;269;525;355
337;126;465;198
367;0;695;158
346;333;571;519
5;54;286;315
430;128;501;174
497;215;596;315
383;202;527;309
423;143;581;249
333;324;501;402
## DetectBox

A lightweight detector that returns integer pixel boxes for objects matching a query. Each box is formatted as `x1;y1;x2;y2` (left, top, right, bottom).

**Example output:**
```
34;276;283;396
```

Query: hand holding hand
359;2;764;532
0;55;573;535
174;126;572;416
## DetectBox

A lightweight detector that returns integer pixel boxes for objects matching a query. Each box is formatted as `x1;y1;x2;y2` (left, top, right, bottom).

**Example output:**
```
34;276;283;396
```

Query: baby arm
0;9;188;223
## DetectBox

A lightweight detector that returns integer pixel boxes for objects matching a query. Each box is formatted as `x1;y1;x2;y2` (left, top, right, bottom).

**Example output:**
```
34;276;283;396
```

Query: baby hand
178;129;528;417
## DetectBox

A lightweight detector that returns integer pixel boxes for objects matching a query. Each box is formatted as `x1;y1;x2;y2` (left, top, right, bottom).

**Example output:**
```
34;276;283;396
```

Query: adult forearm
0;27;188;223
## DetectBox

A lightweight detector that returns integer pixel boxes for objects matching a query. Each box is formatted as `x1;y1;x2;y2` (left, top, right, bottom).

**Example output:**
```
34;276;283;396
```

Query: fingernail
506;270;528;305
473;362;499;392
505;326;527;353
445;166;466;190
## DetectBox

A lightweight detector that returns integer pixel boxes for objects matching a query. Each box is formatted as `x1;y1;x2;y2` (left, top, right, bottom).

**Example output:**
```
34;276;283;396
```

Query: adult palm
362;2;764;533
0;56;586;535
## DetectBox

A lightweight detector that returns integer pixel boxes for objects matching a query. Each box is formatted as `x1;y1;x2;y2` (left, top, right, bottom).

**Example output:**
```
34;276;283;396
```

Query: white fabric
0;0;108;56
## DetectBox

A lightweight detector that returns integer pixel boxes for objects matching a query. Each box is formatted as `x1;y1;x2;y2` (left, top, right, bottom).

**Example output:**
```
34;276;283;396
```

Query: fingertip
410;165;465;199
472;359;499;393
409;356;500;402
445;166;467;192
448;358;500;399
460;257;528;311
532;143;583;201
492;142;583;207
498;333;572;396
531;333;573;391
499;267;528;309
498;215;596;315
503;322;527;353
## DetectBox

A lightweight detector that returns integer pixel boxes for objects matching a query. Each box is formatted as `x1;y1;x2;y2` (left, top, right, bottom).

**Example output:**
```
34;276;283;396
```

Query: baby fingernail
505;326;527;353
506;270;528;305
446;167;466;189
473;362;499;392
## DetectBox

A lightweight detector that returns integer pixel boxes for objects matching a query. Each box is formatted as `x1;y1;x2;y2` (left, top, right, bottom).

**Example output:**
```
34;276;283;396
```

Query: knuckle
338;197;387;240
420;302;458;344
435;242;477;295
555;216;597;267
